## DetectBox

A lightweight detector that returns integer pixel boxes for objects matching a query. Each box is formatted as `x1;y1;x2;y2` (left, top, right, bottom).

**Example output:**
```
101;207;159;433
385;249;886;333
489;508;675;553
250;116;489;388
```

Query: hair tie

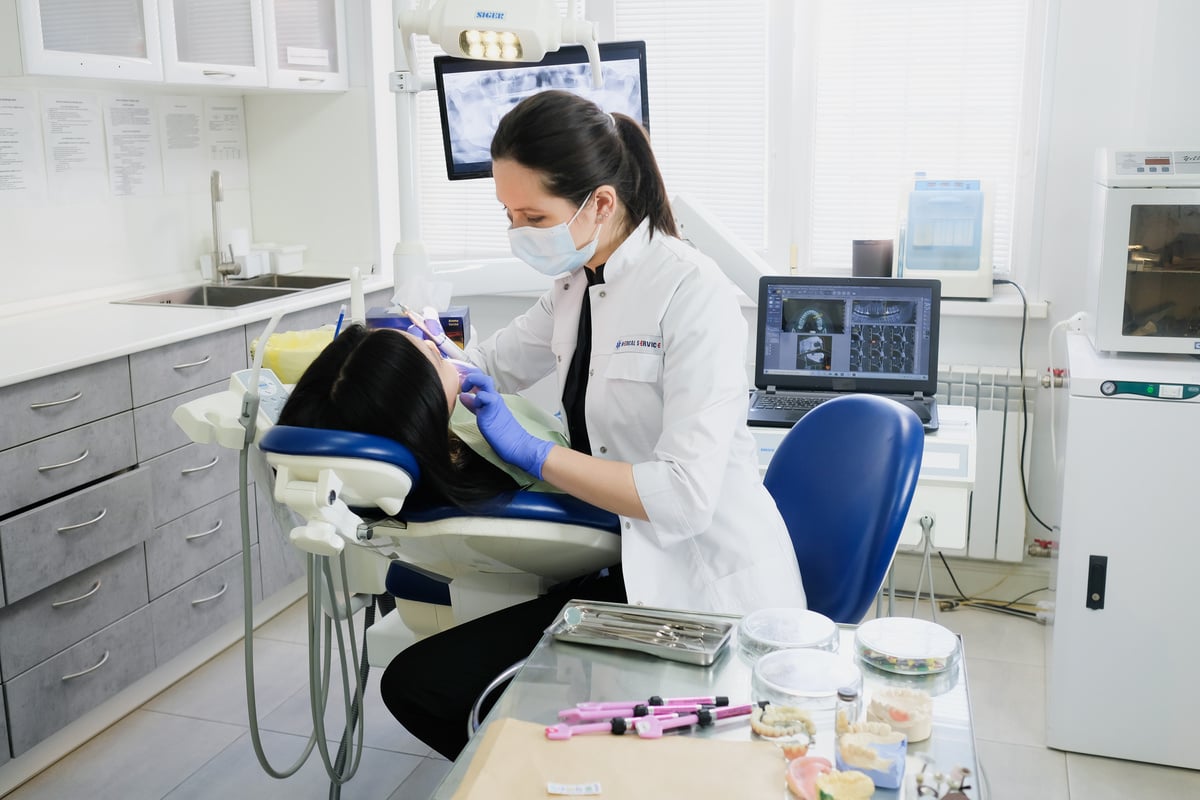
608;111;618;127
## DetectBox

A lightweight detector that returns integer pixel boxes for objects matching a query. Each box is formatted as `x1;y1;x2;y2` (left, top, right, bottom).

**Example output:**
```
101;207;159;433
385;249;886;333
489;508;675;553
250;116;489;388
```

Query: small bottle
835;686;861;736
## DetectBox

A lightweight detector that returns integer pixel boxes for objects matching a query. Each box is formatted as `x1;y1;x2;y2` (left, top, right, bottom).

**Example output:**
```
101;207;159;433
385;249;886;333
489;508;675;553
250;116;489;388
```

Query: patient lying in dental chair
276;323;569;509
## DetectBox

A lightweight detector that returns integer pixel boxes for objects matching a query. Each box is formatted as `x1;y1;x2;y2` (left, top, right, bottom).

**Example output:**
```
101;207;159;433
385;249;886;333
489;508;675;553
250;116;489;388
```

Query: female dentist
381;90;805;759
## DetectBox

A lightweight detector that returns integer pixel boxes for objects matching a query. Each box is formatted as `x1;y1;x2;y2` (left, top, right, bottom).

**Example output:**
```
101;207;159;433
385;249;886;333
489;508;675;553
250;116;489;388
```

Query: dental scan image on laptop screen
748;276;942;430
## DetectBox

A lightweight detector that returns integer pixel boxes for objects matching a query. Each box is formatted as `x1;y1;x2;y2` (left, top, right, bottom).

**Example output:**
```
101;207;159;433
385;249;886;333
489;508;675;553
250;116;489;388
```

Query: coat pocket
604;351;661;383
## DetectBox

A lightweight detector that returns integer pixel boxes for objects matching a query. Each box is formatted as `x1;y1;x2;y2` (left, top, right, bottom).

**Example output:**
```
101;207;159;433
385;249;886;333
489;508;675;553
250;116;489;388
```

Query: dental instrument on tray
574;695;730;712
557;702;721;724
546;704;754;741
393;302;469;361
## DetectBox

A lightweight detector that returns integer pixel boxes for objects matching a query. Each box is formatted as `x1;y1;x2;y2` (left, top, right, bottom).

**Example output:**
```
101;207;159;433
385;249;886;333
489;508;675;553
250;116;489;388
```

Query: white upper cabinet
261;0;347;91
159;0;268;87
18;0;164;81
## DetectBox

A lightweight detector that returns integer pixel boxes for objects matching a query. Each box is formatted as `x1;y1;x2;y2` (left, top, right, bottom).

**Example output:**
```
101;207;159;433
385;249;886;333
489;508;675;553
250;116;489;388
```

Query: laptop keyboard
752;394;828;412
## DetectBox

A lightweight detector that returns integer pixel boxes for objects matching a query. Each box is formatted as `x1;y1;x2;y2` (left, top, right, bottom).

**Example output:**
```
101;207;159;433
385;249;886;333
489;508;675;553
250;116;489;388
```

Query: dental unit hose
235;310;369;794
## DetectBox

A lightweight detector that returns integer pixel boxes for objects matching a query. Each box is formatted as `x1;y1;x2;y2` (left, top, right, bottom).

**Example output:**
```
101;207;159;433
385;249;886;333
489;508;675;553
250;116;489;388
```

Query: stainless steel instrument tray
546;600;737;666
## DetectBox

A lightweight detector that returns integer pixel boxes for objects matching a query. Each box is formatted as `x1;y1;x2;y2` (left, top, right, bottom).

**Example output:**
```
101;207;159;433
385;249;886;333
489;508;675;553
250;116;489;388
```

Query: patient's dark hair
277;324;518;509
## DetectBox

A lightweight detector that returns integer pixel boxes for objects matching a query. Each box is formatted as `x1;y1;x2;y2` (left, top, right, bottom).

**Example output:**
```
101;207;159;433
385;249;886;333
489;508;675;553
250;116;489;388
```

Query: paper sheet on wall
204;96;249;189
0;90;47;205
159;95;206;194
450;718;786;799
41;91;107;201
103;95;163;197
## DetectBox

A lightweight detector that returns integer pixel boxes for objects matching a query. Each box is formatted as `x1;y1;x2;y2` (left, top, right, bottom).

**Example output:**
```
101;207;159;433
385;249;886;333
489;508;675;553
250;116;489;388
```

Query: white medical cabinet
1045;333;1200;768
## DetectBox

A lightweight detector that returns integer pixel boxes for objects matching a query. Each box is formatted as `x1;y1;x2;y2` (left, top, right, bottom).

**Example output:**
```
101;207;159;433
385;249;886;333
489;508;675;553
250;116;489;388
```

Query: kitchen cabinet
159;0;269;88
16;0;164;81
262;0;347;91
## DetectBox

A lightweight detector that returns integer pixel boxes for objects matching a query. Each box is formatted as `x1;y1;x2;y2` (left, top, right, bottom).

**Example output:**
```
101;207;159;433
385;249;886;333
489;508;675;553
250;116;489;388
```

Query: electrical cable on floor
931;551;1050;621
992;278;1055;532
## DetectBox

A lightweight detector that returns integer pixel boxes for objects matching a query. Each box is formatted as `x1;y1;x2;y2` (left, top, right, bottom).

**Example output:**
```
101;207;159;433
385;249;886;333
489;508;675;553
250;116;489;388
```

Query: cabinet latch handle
172;355;212;370
61;650;110;681
191;583;229;606
185;520;224;541
57;508;108;533
52;579;103;608
30;390;83;409
38;449;90;472
180;456;220;475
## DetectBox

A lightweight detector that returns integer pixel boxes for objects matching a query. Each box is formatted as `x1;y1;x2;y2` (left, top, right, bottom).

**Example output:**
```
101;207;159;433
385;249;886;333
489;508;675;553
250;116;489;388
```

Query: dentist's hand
460;373;555;480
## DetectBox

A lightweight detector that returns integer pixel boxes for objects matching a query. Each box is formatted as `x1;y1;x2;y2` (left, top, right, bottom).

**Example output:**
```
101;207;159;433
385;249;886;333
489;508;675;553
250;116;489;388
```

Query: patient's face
400;330;460;412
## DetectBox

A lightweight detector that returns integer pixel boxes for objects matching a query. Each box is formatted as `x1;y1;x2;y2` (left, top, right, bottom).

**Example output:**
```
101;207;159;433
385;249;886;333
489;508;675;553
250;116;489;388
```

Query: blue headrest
403;490;620;532
258;425;421;484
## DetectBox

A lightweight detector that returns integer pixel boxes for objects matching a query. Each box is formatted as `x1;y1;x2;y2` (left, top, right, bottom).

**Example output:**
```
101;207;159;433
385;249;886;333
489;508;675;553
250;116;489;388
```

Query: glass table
433;605;981;799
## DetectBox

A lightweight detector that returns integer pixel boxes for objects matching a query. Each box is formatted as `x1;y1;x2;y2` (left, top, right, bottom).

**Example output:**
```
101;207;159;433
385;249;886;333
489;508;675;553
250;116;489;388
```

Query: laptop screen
754;276;941;395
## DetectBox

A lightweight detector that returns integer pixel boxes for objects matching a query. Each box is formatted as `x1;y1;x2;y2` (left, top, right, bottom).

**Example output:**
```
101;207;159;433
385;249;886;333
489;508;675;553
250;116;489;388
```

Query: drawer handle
51;579;103;608
191;583;229;606
57;508;108;533
185;519;223;541
180;456;220;475
298;76;326;84
61;650;110;682
172;355;212;370
38;449;90;472
30;390;83;409
202;70;236;79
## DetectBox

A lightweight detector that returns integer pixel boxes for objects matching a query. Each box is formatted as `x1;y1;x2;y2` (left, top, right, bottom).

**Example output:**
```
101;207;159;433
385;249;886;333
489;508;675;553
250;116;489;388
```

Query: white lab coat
466;219;806;615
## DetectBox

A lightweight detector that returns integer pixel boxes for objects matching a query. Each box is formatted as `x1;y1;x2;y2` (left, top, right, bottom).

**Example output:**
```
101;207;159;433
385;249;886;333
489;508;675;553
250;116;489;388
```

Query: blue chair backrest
763;394;924;624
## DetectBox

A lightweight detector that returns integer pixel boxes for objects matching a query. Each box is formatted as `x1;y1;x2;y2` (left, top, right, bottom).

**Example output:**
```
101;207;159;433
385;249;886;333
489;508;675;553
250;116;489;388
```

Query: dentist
381;90;804;759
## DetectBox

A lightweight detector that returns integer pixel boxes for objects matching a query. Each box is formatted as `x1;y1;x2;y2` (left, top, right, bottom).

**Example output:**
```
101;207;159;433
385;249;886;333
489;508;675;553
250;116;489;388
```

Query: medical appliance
432;40;648;180
896;177;994;300
1085;147;1200;355
1045;332;1200;769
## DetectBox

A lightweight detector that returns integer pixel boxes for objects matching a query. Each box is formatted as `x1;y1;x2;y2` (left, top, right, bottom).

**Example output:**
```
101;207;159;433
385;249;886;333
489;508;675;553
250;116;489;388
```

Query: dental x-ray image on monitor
433;41;649;180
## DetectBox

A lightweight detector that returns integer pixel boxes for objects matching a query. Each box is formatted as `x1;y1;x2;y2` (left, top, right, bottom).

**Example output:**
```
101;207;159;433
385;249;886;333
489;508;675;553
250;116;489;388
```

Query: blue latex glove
460;372;555;480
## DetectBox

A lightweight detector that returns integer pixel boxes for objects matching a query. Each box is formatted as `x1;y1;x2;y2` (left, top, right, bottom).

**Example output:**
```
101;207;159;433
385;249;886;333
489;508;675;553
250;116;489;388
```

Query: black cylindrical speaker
852;240;894;278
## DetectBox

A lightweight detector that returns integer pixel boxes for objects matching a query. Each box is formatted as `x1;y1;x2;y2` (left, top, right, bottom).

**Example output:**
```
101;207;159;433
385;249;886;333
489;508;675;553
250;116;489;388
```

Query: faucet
210;170;240;284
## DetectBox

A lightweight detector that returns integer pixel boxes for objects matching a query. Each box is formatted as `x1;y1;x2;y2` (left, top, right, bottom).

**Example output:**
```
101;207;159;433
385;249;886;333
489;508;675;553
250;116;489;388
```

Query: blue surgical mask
508;192;601;277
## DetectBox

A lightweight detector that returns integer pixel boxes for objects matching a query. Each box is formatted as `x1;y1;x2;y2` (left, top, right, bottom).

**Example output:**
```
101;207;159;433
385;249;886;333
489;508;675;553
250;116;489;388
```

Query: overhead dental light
398;0;602;87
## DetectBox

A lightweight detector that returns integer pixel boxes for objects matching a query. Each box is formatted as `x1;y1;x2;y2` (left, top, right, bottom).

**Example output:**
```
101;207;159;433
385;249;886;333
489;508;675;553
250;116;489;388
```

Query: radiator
936;365;1038;562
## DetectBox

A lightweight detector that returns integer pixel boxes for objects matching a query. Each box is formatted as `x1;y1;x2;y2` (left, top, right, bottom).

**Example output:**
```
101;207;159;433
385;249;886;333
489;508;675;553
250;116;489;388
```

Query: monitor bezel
432;40;650;181
754;276;943;395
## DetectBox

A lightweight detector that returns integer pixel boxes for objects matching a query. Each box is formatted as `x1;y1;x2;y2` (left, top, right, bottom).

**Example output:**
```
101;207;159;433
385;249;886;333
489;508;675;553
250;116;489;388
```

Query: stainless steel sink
229;275;348;289
115;284;300;308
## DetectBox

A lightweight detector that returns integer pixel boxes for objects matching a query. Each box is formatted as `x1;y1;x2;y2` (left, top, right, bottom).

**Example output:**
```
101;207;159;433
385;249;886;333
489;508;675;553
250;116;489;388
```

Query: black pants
379;568;626;760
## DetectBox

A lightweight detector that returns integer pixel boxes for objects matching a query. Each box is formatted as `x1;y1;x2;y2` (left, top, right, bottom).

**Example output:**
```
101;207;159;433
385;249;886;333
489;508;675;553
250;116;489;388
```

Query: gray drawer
5;606;155;756
0;412;138;521
134;379;229;462
147;442;240;527
146;489;258;600
256;484;308;599
129;327;246;407
0;546;148;679
0;469;153;603
150;546;258;666
0;358;132;453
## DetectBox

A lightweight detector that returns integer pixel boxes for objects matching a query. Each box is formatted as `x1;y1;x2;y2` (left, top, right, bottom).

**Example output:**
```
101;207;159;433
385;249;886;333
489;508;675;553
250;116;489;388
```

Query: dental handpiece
395;303;469;361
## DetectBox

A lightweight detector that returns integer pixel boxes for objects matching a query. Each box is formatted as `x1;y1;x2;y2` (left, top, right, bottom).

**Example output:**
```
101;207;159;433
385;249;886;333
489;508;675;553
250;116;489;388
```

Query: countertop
0;273;394;389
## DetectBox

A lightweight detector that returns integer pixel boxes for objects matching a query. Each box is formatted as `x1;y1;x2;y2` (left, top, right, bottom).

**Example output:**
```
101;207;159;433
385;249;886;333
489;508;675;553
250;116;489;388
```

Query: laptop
747;275;941;432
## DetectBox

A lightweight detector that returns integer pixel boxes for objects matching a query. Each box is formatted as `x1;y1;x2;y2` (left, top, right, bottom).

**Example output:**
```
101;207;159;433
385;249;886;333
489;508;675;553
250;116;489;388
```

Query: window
793;0;1037;276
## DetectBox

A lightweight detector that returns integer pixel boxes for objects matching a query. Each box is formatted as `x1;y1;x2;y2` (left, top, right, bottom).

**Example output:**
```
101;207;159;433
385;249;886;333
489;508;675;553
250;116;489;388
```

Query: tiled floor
6;598;1200;799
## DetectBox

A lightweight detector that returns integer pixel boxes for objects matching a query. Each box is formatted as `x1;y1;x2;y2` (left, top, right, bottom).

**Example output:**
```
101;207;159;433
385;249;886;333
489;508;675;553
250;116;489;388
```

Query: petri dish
751;648;863;710
738;607;839;663
854;617;960;675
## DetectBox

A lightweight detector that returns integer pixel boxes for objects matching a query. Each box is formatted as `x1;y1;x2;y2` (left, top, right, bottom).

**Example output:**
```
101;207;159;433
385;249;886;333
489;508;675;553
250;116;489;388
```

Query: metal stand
912;514;938;622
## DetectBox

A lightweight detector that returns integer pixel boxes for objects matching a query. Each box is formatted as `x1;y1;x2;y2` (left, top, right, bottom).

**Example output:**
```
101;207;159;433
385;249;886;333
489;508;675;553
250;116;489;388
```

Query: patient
276;323;567;510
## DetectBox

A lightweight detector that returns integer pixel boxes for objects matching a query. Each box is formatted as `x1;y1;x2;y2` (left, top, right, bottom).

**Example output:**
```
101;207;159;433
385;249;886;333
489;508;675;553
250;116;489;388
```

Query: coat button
588;368;594;376
564;283;570;290
598;290;606;298
624;521;631;529
557;355;562;362
599;446;607;454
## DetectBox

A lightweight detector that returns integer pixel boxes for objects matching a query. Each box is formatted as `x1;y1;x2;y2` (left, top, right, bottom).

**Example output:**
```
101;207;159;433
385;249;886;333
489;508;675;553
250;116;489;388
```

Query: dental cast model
867;687;933;742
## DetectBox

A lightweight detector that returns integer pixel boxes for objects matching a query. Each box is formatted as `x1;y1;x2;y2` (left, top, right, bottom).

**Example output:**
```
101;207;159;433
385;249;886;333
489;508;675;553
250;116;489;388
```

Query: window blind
804;0;1030;274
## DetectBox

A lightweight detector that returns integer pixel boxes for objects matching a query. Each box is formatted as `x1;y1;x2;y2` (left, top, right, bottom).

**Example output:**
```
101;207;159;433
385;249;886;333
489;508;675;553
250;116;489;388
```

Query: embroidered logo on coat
613;336;664;354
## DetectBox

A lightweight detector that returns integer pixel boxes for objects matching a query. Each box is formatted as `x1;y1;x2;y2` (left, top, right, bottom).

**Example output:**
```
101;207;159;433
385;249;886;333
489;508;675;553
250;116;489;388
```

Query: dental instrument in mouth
394;303;469;361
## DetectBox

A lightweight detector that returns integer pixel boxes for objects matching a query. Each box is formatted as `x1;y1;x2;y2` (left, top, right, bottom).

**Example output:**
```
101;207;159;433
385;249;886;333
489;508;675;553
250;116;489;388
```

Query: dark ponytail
278;325;518;510
490;90;678;240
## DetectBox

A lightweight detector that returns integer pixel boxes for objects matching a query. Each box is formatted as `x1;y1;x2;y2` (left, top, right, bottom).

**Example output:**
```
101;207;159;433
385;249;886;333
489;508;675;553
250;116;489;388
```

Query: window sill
943;283;1048;320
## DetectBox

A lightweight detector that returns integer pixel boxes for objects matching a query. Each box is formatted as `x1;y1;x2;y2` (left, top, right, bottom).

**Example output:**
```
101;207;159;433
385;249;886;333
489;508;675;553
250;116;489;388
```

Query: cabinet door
17;0;163;81
159;0;267;87
261;0;347;91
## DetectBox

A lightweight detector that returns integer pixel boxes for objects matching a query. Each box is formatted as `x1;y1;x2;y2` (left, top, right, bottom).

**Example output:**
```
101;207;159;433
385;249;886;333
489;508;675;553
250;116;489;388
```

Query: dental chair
258;425;622;666
764;393;924;624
